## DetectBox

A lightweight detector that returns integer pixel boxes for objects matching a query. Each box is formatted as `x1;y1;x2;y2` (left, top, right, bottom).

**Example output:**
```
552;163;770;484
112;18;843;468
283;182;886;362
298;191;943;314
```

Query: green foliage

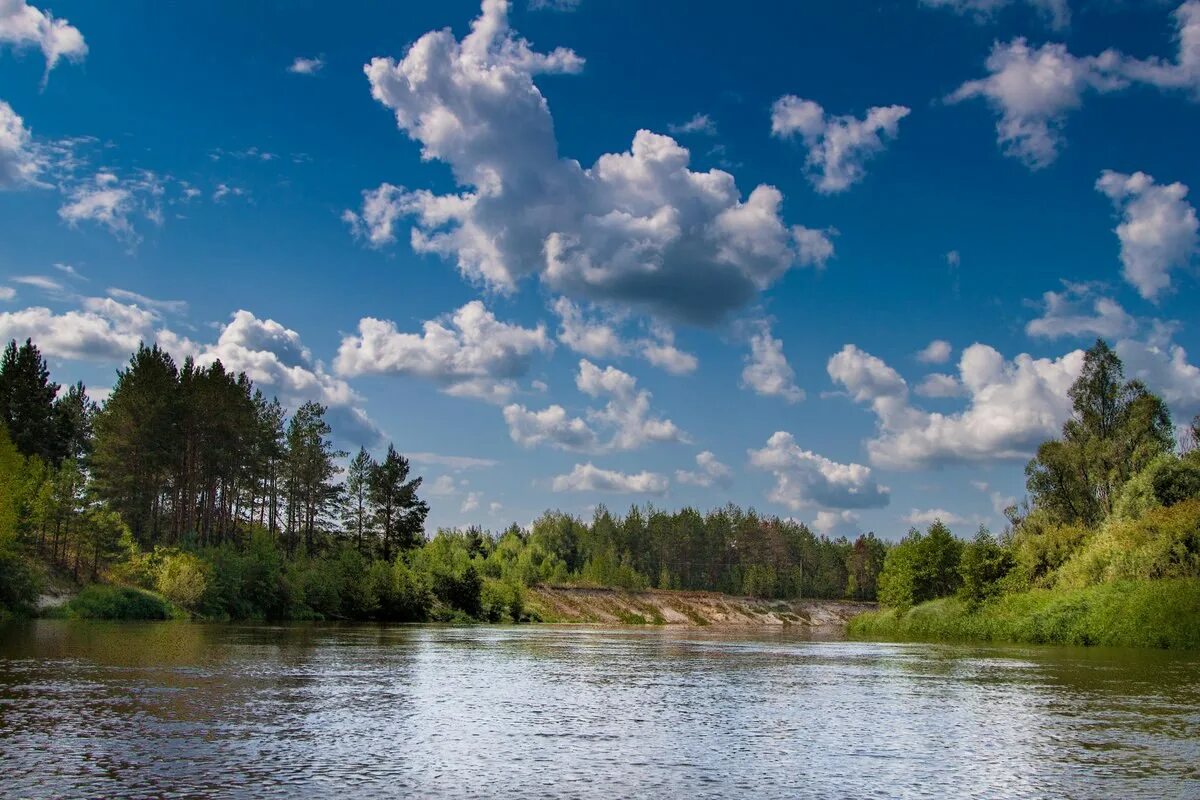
1152;457;1200;507
0;541;42;614
877;521;963;609
1055;500;1200;589
850;579;1200;650
155;552;212;611
65;584;183;620
480;578;525;622
957;528;1013;606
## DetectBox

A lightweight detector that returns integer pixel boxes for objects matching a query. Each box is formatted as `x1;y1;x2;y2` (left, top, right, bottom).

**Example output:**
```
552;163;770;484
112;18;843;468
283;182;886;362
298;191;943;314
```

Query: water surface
1;621;1198;798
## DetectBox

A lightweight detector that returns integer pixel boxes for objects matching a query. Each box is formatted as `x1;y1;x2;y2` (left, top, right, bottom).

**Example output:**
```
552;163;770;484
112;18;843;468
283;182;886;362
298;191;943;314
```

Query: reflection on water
1;621;1198;798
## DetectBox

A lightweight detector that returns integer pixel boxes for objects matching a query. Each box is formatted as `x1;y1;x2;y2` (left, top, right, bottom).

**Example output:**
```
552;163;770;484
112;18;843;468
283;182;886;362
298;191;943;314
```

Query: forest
851;340;1200;649
0;338;886;623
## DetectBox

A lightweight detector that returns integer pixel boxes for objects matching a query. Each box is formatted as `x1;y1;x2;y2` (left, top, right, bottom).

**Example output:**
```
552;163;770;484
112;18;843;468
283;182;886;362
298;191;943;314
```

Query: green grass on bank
52;585;186;621
848;578;1200;650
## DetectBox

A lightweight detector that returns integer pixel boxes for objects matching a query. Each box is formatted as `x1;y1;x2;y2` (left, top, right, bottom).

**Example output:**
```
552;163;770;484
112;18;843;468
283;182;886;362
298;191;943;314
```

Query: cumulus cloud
770;96;910;193
1096;170;1198;301
675;450;733;488
0;100;42;190
335;300;553;403
811;510;861;537
551;462;668;494
0;0;87;79
1117;334;1200;423
748;431;890;512
288;55;324;75
741;321;804;403
346;0;832;324
0;299;156;362
1025;282;1136;339
503;402;597;450
949;5;1200;169
576;359;687;450
915;372;965;398
947;39;1125;169
828;342;1084;469
0;286;13;301
198;310;381;444
552;298;698;374
668;113;716;136
58;170;165;243
920;0;1070;29
916;339;952;364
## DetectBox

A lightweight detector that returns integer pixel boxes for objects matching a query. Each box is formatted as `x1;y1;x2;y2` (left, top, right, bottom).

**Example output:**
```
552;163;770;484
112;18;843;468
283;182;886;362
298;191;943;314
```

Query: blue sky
1;0;1198;537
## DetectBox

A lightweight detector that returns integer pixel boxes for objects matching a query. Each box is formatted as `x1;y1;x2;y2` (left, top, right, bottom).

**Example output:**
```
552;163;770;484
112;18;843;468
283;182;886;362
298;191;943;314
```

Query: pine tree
0;339;62;463
369;444;428;561
343;447;376;553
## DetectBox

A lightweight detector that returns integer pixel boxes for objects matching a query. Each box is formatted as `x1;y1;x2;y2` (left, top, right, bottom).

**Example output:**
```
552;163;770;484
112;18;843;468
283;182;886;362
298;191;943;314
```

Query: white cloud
947;39;1125;169
409;451;498;470
529;0;580;10
58;170;165;243
639;324;698;375
811;510;861;537
903;508;969;526
741;321;804;403
1118;1;1200;94
668;113;716;136
0;0;87;79
346;0;832;324
972;480;1017;517
503;402;597;450
0;301;151;362
198;310;380;444
335;300;553;403
427;475;460;496
106;288;188;316
460;491;482;513
551;462;668;494
770;96;909;193
915;372;965;398
11;274;62;293
552;297;625;359
1117;335;1200;423
1096;170;1198;302
576;359;687;450
675;450;733;488
1025;282;1136;339
0;100;42;190
949;5;1200;169
917;339;952;364
213;183;247;203
828;342;1084;469
0;286;13;301
288;55;324;75
920;0;1070;30
749;431;890;512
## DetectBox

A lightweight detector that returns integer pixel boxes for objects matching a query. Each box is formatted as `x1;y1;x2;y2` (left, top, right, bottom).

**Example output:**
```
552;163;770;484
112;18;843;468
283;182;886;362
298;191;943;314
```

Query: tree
846;533;887;600
958;528;1013;606
282;402;344;554
0;339;63;463
343;446;376;553
369;444;428;560
877;521;963;608
1027;339;1174;524
91;344;181;544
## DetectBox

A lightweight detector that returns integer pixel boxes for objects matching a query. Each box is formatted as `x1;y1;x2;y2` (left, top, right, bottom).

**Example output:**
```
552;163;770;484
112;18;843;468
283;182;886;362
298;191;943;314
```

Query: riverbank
527;585;873;628
847;578;1200;650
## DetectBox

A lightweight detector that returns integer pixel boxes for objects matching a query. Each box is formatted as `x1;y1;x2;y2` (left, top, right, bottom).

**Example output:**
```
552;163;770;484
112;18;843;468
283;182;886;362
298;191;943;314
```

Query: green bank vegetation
850;340;1200;649
0;337;887;624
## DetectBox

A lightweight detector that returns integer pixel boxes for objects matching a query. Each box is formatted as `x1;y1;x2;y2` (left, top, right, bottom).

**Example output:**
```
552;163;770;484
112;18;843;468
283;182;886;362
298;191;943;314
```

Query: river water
1;621;1198;799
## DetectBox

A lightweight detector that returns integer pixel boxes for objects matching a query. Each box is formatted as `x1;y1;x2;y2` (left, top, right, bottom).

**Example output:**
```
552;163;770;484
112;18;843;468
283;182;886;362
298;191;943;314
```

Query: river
1;621;1198;799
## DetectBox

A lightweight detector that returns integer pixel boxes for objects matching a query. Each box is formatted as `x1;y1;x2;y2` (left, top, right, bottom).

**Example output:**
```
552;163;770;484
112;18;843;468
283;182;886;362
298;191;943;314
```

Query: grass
57;584;185;621
848;578;1200;650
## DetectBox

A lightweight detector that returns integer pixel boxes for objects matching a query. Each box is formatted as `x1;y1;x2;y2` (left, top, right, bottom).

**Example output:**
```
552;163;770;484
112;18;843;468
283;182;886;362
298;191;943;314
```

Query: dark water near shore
1;621;1198;799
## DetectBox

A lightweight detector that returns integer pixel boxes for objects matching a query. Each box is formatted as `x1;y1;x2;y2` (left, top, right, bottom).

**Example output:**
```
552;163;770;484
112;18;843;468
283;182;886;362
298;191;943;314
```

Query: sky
1;0;1198;538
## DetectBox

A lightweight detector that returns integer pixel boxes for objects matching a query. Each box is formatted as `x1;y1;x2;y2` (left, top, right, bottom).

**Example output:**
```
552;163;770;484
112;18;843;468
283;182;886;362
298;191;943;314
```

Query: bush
877;522;963;608
1055;499;1200;589
849;579;1200;649
156;552;211;611
958;529;1013;607
66;584;182;620
480;578;525;622
0;542;42;613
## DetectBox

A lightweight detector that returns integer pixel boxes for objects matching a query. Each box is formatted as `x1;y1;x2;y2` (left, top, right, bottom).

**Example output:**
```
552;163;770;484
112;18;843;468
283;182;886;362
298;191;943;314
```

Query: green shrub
958;529;1013;606
155;552;211;611
480;578;525;622
849;578;1200;650
0;542;42;613
877;521;963;608
1056;499;1200;589
66;584;182;620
